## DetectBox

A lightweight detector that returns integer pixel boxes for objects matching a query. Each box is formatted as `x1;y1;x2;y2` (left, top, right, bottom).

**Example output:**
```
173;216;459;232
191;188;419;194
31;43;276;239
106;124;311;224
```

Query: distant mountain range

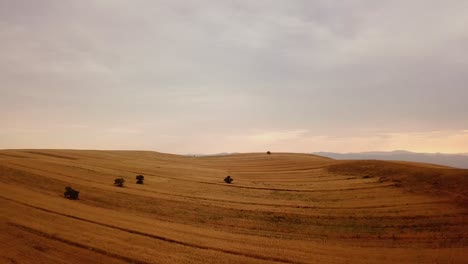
314;150;468;169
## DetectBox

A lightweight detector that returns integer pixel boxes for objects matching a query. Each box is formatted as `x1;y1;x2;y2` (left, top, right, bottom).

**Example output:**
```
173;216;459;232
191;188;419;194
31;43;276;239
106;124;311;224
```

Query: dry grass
0;150;467;263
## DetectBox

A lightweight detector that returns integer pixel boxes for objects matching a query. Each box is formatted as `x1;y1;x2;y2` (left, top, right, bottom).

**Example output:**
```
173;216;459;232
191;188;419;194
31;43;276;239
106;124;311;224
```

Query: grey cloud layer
1;0;467;152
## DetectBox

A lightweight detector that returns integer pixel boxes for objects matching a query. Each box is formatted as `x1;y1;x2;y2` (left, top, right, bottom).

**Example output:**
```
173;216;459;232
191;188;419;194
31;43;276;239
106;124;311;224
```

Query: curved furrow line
119;168;395;192
4;160;395;193
0;196;301;264
7;222;150;264
4;162;447;218
2;162;416;210
110;184;451;211
1;162;118;185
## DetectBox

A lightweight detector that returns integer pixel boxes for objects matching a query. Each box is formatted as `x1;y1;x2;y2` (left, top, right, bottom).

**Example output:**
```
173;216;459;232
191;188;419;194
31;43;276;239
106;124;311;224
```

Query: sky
1;0;468;154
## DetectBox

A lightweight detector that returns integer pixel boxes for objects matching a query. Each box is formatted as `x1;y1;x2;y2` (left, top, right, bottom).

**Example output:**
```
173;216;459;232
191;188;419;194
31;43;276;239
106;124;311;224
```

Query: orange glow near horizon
1;128;467;155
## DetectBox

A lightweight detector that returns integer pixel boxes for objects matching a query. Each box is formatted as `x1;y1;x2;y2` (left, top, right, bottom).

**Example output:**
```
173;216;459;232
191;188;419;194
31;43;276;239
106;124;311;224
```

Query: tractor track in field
0;195;301;264
6;222;150;264
1;162;431;211
69;162;398;192
2;150;468;264
5;159;395;193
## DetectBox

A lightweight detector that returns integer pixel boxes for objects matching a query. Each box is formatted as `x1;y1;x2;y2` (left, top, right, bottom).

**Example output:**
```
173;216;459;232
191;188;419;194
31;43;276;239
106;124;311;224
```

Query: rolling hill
314;150;468;169
0;150;467;263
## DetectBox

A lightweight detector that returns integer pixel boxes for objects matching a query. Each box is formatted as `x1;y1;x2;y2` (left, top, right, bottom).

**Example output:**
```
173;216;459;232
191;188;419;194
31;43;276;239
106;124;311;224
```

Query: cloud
248;129;309;142
107;128;143;135
376;130;468;153
0;1;467;153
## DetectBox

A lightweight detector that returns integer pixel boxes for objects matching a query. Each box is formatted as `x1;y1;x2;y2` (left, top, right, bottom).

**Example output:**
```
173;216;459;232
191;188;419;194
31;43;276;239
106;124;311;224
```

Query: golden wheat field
0;149;467;264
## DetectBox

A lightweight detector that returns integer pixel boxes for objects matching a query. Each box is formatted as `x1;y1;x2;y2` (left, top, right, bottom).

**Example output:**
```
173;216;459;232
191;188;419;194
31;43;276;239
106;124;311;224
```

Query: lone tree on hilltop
64;186;79;200
114;178;125;187
267;151;271;155
224;175;233;184
136;175;144;184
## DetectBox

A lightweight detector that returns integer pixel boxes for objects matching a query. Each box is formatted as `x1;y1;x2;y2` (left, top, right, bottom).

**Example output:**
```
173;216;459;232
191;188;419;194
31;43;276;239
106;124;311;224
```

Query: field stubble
0;150;467;263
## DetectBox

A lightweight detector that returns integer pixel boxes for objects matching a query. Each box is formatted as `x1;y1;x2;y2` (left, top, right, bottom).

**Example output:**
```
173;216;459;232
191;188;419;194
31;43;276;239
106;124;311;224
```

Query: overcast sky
1;0;467;154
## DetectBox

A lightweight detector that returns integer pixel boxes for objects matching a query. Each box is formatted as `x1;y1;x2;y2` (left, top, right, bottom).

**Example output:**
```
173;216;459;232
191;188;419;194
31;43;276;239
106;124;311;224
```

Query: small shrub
136;175;144;184
267;151;271;155
114;178;125;187
224;176;233;184
64;186;79;199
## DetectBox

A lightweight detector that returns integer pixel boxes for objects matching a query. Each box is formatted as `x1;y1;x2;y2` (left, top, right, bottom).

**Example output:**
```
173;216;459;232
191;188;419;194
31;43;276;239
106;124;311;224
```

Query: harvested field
1;150;467;263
